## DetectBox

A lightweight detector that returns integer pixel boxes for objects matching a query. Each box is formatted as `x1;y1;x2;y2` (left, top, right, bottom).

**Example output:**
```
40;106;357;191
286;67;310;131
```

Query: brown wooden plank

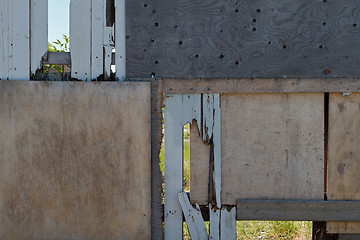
237;199;360;221
162;78;360;94
328;93;360;234
190;120;210;205
221;93;324;205
0;81;151;239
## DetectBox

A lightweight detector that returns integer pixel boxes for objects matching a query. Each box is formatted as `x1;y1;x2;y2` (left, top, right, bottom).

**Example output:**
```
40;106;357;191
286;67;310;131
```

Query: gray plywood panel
126;0;360;78
0;81;151;240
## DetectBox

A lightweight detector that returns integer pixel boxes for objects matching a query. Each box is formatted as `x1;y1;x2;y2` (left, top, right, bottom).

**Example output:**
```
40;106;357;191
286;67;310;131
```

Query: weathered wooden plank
0;0;10;80
221;93;324;205
220;207;236;240
70;0;91;81
328;93;360;234
115;0;126;80
164;94;184;240
11;0;30;80
91;0;104;79
30;0;48;76
178;192;208;240
209;204;220;240
190;120;210;205
237;200;360;221
0;81;151;239
151;79;164;240
163;78;360;94
127;0;360;78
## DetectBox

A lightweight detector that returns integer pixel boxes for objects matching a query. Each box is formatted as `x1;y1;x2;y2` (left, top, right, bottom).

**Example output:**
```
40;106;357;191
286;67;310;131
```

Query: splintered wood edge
161;78;360;94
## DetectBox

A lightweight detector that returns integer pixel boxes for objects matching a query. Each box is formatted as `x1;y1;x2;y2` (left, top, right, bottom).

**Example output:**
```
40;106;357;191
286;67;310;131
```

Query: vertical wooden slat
11;0;30;80
30;0;48;76
212;94;221;208
164;94;184;240
70;0;91;81
209;204;220;240
327;93;360;233
220;207;237;240
91;0;104;80
115;0;125;80
0;0;10;80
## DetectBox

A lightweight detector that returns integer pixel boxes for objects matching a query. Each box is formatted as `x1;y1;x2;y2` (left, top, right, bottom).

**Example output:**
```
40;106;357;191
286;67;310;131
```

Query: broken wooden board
220;93;324;204
190;120;210;205
0;81;151;239
327;93;360;234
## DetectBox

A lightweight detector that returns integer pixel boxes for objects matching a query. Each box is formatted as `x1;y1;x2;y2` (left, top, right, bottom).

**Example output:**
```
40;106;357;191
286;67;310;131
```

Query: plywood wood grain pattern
327;93;360;234
127;0;360;78
0;81;151;240
221;93;324;205
190;120;210;205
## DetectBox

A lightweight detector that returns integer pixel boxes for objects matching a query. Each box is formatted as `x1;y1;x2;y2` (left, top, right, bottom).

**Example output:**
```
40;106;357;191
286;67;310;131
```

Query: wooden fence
2;0;360;240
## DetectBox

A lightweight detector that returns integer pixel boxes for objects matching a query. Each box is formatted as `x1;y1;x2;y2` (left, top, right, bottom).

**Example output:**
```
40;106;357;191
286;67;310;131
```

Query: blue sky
48;0;70;43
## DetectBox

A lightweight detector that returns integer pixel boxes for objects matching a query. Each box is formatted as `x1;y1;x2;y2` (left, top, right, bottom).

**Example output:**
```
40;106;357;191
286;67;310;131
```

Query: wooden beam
162;78;360;94
237;200;360;221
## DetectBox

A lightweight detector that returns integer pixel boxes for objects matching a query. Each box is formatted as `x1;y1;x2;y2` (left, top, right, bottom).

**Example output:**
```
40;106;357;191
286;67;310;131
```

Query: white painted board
115;0;125;80
30;0;48;76
164;94;184;240
221;207;237;240
91;0;104;80
0;0;10;80
178;192;208;240
70;0;91;81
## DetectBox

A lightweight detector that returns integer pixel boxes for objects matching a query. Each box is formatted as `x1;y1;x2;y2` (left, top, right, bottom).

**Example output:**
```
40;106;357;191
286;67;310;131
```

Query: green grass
160;123;312;239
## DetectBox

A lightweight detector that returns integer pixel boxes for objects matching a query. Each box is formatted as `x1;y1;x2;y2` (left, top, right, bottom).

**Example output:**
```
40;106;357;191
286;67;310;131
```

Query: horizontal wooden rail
163;78;360;94
237;199;360;221
42;52;115;65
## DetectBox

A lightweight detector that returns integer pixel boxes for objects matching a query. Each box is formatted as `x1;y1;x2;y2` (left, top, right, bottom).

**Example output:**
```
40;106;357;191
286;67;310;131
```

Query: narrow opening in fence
48;0;70;47
183;123;190;192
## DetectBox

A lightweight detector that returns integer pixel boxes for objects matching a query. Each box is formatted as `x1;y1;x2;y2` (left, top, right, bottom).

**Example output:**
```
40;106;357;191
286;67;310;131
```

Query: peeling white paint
178;192;208;240
220;206;237;239
209;204;220;239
